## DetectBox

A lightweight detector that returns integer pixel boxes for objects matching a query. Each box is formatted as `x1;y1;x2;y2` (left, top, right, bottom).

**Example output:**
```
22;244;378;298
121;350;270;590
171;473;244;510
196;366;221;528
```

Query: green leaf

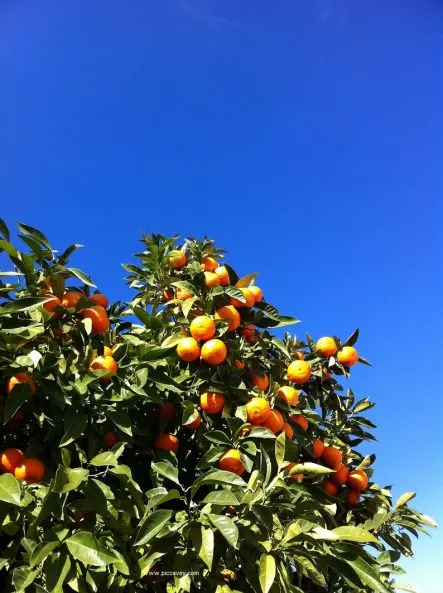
192;470;247;497
207;514;239;548
107;408;133;436
395;492;416;508
44;552;72;592
134;510;173;546
12;567;39;592
332;526;379;544
66;267;96;287
147;488;181;509
275;432;286;466
0;473;21;506
30;541;60;568
53;467;89;494
202;490;240;506
254;301;299;328
59;406;87;447
0;218;10;240
17;223;52;251
65;531;118;566
236;273;259;288
197;527;214;570
0;297;53;316
341;548;392;593
259;554;276;593
343;328;359;347
132;306;163;330
151;461;181;486
89;452;118;467
0;239;18;258
3;383;30;422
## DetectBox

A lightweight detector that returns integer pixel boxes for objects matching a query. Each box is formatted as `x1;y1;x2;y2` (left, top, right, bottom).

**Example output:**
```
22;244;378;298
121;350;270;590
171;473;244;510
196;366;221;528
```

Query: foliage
0;221;436;593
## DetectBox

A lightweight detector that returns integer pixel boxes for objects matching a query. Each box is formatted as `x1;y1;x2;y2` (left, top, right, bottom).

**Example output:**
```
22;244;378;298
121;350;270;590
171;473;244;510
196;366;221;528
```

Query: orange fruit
6;373;36;397
202;256;218;271
14;458;45;484
323;480;339;496
169;250;187;270
262;409;284;433
347;469;369;492
230;288;255;309
90;355;118;382
177;337;201;362
240;324;257;343
234;359;245;369
215;265;229;286
312;439;325;460
103;346;113;357
331;464;349;486
163;289;173;301
82;306;109;334
184;414;202;430
285;463;303;483
90;293;109;308
157;402;176;422
337;346;359;367
200;391;225;414
215;305;241;332
204;272;221;288
201;339;227;365
282;422;294;439
62;291;84;309
176;288;193;300
154;433;179;453
103;431;119;448
219;449;244;476
246;397;271;425
249;371;269;391
293;351;305;360
0;448;24;473
287;360;311;384
42;294;61;313
277;386;299;406
249;286;263;302
346;489;361;506
322;446;343;470
290;414;308;432
316;337;337;357
190;316;216;341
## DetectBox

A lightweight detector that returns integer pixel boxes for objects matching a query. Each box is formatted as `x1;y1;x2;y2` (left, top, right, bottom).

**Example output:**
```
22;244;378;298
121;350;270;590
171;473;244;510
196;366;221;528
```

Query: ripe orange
285;463;303;483
201;339;227;365
346;489;361;506
322;447;343;470
184;414;202;430
246;397;271;425
230;288;255;309
234;359;245;369
169;250;187;270
215;265;229;286
163;289;173;301
6;373;36;397
262;409;284;433
62;291;84;309
312;439;325;460
176;337;201;362
42;294;61;313
219;449;244;476
337;346;359;367
249;285;263;302
0;448;24;473
290;414;308;432
249;371;269;391
282;422;294;439
14;458;45;484
331;464;349;486
82;306;109;334
154;433;179;453
91;293;109;308
90;355;118;382
157;402;176;422
202;256;218;271
190;316;216;341
103;431;119;448
176;288;193;300
240;324;257;343
200;391;225;414
103;346;113;357
215;305;241;332
277;386;299;406
323;480;339;496
293;351;305;360
287;360;311;384
316;337;337;357
347;469;369;492
204;272;221;288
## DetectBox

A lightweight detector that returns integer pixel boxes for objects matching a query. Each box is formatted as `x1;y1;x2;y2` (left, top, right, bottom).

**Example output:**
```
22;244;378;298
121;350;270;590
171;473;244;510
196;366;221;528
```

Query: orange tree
0;221;436;593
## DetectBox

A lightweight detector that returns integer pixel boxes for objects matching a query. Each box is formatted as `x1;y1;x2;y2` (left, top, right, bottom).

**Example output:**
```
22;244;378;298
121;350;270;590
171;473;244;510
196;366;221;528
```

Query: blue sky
1;0;442;589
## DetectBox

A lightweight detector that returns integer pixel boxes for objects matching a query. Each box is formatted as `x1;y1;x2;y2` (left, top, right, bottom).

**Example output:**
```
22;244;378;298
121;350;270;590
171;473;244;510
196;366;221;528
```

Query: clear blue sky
1;1;442;589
